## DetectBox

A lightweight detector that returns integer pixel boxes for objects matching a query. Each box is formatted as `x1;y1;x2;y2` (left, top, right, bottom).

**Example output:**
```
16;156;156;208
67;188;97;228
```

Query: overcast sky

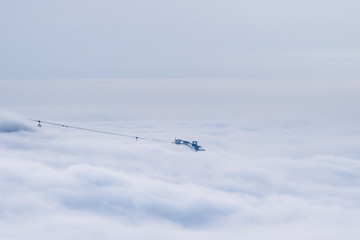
1;0;360;79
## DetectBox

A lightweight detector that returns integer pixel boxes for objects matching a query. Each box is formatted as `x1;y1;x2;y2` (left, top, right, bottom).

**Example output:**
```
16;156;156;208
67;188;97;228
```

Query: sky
1;0;360;79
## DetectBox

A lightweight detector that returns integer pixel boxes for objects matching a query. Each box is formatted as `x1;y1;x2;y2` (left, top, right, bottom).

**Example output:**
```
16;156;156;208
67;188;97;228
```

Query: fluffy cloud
1;116;359;239
0;111;33;133
0;79;360;239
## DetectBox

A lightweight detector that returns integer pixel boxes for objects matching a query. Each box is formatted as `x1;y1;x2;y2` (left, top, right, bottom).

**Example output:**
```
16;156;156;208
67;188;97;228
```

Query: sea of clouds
0;79;359;239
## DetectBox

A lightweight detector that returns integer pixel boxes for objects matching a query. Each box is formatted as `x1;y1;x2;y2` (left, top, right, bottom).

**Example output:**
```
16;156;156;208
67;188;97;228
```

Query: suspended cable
28;119;171;143
27;119;205;151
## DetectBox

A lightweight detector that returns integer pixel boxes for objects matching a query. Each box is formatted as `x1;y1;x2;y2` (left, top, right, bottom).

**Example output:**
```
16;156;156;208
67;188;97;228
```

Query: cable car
174;138;205;151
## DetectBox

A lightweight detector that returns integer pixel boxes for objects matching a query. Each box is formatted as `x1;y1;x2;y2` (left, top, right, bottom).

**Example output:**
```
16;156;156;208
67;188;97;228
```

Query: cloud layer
0;79;360;239
1;116;359;239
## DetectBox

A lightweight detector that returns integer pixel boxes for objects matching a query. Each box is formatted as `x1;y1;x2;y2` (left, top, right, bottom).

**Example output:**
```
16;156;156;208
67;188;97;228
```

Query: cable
27;119;205;151
28;119;172;143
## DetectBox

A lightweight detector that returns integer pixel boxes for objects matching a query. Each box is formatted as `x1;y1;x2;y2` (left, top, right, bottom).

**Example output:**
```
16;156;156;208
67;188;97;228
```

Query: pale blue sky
1;0;360;79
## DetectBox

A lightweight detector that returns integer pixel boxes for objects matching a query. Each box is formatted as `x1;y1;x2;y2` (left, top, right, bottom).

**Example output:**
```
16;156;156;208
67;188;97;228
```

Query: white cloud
0;79;360;239
0;111;34;133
